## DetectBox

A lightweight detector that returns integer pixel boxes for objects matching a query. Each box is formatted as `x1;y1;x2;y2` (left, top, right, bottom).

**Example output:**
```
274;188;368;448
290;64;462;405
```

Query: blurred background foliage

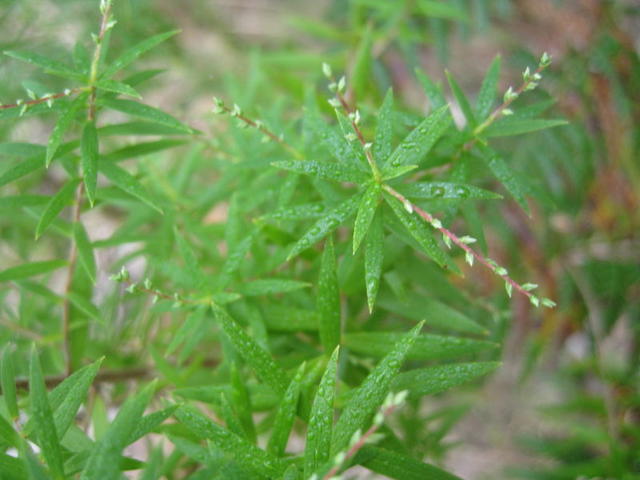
1;0;638;478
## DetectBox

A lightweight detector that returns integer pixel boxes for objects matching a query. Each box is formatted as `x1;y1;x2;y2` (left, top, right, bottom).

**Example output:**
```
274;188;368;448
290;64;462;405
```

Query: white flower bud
465;251;474;266
322;62;332;78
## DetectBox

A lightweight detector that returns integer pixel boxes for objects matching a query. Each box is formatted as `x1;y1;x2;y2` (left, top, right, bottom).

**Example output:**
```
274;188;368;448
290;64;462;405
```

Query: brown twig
0;88;85;111
213;101;304;159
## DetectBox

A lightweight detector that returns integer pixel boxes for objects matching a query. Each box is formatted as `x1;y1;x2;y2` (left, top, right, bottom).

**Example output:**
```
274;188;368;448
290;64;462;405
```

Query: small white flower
322;62;332;78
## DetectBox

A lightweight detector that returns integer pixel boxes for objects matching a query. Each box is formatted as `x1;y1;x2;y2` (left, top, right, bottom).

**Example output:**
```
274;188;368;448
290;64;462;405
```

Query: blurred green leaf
476;55;501;119
268;362;305;456
0;260;67;282
100;30;180;79
35;178;80;239
382;105;451;171
30;347;65;480
287;194;359;261
213;305;288;394
80;381;156;480
353;183;380;254
101;98;192;133
318;236;341;352
304;347;339;477
99;161;162;212
80;121;99;206
332;322;423;454
393;362;500;397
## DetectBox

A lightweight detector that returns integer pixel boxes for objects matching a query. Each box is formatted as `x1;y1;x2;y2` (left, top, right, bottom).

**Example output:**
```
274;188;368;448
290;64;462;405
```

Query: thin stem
473;63;547;137
62;183;84;374
61;1;112;375
383;185;540;303
215;103;304;159
453;63;549;160
331;82;382;182
0;88;85;111
87;1;112;121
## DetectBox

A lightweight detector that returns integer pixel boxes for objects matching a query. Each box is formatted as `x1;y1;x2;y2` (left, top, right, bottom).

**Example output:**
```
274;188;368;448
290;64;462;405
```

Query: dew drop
432;186;445;197
455;186;469;198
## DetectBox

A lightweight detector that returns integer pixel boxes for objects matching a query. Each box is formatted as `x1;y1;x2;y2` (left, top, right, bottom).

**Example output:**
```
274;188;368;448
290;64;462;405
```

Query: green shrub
2;1;637;479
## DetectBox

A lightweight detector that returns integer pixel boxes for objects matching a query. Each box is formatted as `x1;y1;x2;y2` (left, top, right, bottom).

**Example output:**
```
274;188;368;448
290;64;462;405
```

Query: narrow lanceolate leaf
99;161;163;213
476;55;501;120
415;69;447;109
379;295;487;336
0;260;66;283
304;347;339;477
392;362;500;397
0;195;49;210
49;357;102;437
373;89;394;164
287;194;359;261
81;121;99;206
344;332;498;362
357;446;463;480
101;98;192;134
4;50;85;81
483;118;568;137
80;381;156;480
416;0;468;20
331;322;423;454
445;70;476;127
74;222;96;284
174;406;286;477
30;347;65;480
382;105;451;171
100;30;180;78
218;235;253;288
317;236;340;352
364;210;384;313
94;79;141;99
398;182;501;200
128;405;179;444
230;363;256;443
0;156;45;188
353;184;380;254
212;305;288;394
46;94;86;167
1;346;18;419
479;147;529;214
272;160;367;183
385;193;454;271
0;142;45;157
0;415;19;448
268;362;306;456
259;203;325;222
238;279;310;296
305;110;360;166
35;178;80;239
380;164;418;181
